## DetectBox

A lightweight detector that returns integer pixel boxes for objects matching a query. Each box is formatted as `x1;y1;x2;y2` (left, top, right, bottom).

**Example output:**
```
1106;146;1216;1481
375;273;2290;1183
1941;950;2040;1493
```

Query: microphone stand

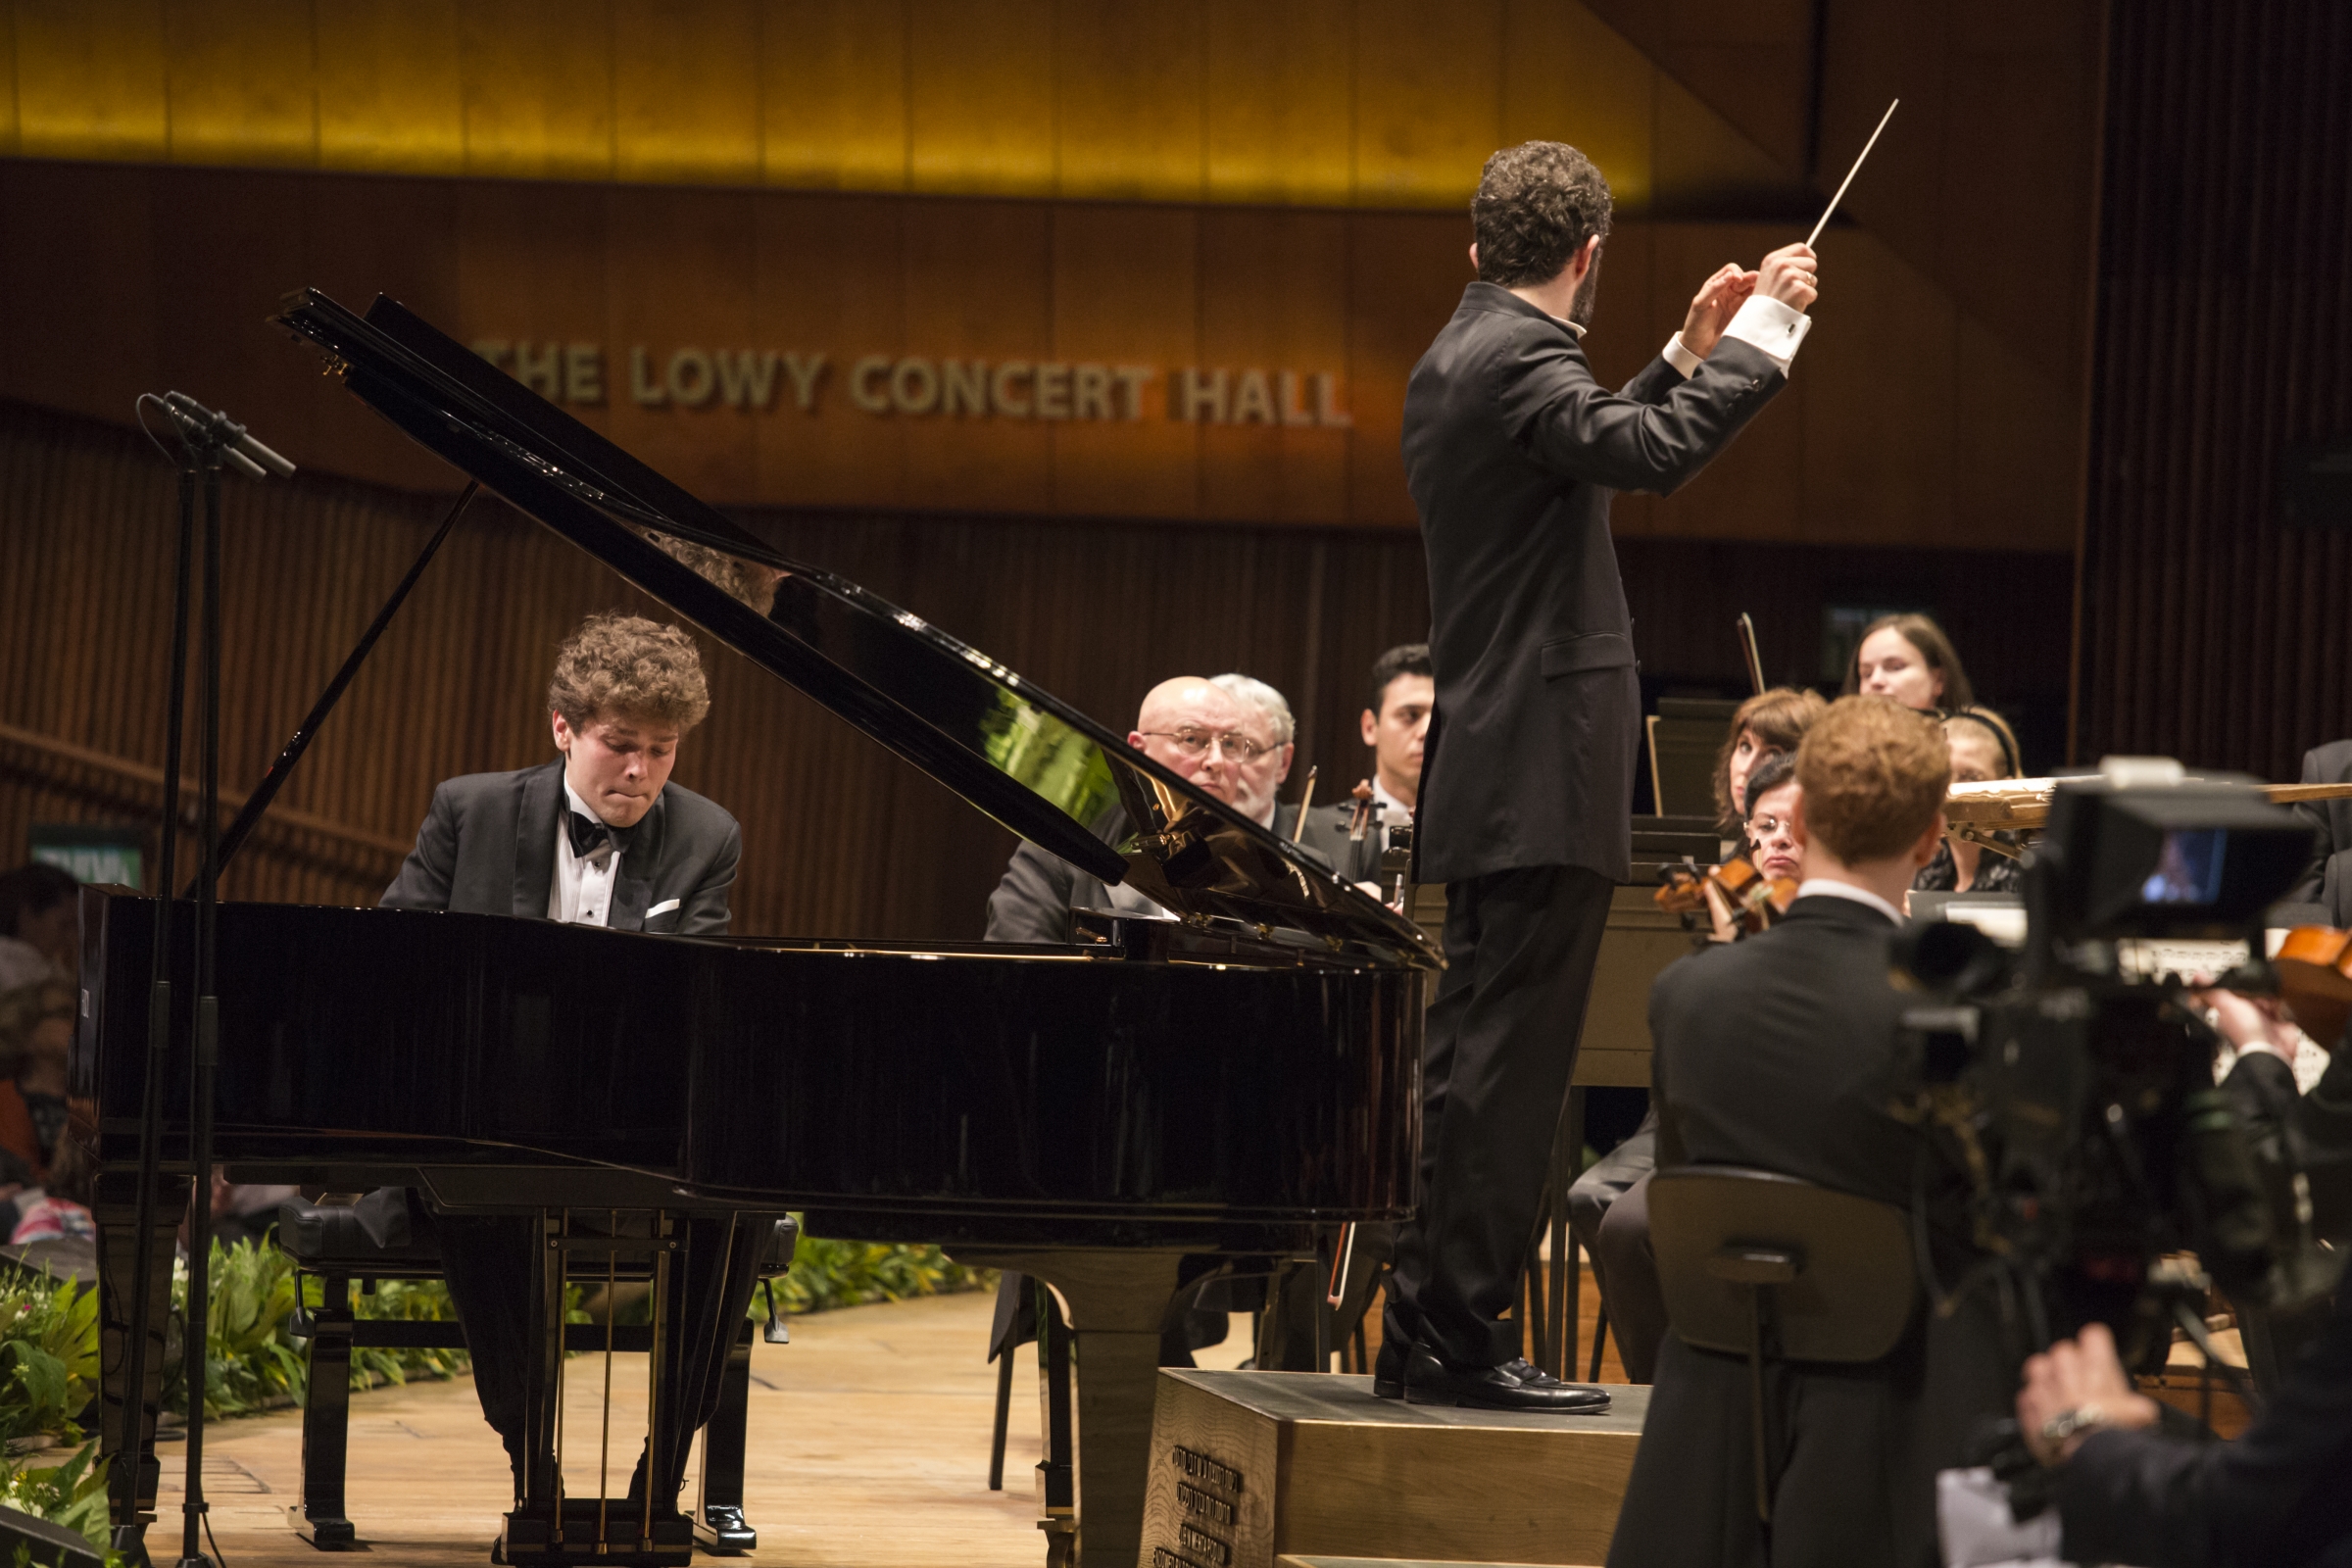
114;394;292;1568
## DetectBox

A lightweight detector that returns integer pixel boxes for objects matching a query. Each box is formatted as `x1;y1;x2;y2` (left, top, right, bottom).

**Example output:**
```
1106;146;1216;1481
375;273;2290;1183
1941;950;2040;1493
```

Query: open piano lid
275;289;1440;971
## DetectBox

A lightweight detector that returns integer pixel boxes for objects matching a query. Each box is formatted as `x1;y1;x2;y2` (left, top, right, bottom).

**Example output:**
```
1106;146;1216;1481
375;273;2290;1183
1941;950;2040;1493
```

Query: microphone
162;391;297;478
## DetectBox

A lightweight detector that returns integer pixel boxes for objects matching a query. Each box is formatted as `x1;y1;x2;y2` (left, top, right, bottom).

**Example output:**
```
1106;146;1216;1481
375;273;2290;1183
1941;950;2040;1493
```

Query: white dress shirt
548;780;621;928
1369;777;1414;850
1794;877;1903;925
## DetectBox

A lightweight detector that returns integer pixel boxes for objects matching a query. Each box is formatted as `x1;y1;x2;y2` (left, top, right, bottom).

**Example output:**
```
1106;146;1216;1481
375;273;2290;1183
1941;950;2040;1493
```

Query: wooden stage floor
158;1277;1625;1568
171;1291;1057;1568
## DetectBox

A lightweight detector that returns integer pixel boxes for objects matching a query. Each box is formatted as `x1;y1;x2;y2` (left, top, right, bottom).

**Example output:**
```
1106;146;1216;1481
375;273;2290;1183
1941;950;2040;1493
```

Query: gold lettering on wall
473;342;1349;427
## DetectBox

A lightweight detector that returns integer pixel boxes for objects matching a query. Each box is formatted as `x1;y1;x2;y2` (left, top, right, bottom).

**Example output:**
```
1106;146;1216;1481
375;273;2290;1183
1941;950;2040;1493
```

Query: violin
2272;925;2352;1046
1655;856;1798;937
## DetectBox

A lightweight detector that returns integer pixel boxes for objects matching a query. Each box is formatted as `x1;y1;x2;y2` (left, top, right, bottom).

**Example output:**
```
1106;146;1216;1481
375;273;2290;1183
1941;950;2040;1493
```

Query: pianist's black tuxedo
378;759;752;1507
1387;283;1788;1374
381;759;739;933
1608;896;2014;1568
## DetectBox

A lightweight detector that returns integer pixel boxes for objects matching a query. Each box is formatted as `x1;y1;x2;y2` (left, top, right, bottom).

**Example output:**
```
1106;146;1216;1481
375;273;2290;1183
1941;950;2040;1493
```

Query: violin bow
1737;612;1767;696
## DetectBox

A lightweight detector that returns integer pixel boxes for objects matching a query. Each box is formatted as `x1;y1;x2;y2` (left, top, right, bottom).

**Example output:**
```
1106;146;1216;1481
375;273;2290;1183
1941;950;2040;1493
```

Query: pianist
983;672;1308;944
380;611;750;1513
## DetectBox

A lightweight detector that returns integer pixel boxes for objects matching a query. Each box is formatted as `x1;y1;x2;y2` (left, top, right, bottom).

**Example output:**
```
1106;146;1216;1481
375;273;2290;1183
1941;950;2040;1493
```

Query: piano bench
273;1198;795;1556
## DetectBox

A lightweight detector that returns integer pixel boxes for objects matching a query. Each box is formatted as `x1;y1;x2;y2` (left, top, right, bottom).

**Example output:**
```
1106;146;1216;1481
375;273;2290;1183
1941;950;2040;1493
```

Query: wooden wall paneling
1200;0;1353;208
749;192;908;508
161;0;318;168
905;0;1058;198
1951;314;2078;553
1193;208;1348;524
9;0;169;162
757;0;912;193
0;11;17;156
1644;71;1793;214
0;161;162;422
454;0;619;182
314;0;466;174
1498;1;1656;211
1053;0;1205;203
1573;218;1658;408
1350;0;1503;209
896;199;1055;512
1795;229;1956;548
1342;213;1466;528
604;184;761;500
612;0;762;186
1048;204;1202;519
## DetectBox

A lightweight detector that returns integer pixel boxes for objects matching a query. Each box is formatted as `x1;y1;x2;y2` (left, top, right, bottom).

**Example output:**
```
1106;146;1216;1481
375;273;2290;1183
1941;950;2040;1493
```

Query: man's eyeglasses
1140;728;1279;763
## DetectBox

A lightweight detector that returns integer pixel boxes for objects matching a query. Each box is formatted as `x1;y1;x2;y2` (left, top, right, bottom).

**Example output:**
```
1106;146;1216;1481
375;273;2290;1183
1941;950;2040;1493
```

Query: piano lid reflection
76;288;1436;1568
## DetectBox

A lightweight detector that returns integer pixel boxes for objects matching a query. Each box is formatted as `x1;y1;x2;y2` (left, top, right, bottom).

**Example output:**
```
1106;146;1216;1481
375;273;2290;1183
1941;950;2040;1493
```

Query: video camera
1892;762;2339;1369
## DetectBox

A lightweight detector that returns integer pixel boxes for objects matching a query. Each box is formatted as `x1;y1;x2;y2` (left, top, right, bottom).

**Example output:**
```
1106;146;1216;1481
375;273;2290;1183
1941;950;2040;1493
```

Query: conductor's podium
1139;1371;1648;1568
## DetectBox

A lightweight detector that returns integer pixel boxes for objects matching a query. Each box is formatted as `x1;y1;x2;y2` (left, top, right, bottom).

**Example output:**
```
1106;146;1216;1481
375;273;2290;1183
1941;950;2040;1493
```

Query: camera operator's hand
2017;1322;2162;1467
2195;987;2301;1068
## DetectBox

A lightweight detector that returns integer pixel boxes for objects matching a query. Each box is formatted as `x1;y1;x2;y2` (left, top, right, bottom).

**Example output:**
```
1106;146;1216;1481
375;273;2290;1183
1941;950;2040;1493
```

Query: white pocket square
646;899;681;918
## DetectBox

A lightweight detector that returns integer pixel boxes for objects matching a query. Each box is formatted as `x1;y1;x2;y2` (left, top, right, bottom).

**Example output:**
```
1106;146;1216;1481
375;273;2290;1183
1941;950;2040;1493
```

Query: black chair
275;1193;796;1554
1645;1166;1917;1523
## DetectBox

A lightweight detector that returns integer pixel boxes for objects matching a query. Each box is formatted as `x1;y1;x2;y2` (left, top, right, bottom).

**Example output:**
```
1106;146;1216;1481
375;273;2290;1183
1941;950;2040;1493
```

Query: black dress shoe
1372;1336;1408;1398
1403;1346;1613;1412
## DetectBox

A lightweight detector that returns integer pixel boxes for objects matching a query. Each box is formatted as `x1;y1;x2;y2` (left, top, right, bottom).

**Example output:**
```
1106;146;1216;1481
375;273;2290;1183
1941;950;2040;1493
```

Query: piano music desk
1140;1371;1647;1568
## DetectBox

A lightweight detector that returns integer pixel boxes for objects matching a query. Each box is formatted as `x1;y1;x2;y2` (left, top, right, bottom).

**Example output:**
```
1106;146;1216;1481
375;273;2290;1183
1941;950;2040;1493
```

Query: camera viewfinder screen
2140;828;2228;906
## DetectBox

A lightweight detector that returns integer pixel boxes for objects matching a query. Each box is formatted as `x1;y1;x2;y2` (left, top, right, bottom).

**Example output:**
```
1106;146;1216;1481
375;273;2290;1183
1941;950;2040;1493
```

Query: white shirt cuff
1662;333;1703;379
1721;295;1812;375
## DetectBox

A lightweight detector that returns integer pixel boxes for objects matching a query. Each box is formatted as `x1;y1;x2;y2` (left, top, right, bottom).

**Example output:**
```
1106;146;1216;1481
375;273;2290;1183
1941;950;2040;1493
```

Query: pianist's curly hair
548;612;711;734
1472;141;1613;290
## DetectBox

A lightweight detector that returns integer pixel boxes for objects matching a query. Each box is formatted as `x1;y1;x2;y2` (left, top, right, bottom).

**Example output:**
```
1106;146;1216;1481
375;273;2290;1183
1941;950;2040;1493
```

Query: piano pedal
692;1503;756;1555
1039;1514;1079;1568
761;1278;789;1345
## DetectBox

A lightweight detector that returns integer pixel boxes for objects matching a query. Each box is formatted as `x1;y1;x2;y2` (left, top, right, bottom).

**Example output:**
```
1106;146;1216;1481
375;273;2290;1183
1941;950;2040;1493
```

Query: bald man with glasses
983;673;1307;944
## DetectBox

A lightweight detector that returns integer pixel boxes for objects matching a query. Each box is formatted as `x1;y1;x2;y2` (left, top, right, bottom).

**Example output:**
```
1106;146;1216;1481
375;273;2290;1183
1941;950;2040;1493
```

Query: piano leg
955;1249;1195;1568
95;1168;189;1534
691;1321;756;1554
288;1271;359;1548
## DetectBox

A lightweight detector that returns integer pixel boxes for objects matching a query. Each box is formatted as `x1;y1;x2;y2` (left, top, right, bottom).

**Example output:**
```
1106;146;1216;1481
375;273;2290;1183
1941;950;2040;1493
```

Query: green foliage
0;1267;96;1446
764;1225;991;1316
0;1439;113;1551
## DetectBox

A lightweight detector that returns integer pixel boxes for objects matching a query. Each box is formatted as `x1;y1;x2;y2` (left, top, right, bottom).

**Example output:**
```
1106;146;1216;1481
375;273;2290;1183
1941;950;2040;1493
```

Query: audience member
0;863;76;991
1608;696;2014;1568
985;673;1306;944
1914;707;2027;896
1299;645;1430;884
1845;612;1976;712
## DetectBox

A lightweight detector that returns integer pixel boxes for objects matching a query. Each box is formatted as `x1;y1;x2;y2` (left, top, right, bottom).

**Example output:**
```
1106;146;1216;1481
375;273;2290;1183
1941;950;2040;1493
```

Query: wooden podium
1137;1371;1646;1568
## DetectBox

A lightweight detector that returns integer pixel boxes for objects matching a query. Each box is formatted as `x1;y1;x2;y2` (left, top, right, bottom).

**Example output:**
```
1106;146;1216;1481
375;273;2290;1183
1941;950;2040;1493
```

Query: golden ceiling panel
0;0;1792;211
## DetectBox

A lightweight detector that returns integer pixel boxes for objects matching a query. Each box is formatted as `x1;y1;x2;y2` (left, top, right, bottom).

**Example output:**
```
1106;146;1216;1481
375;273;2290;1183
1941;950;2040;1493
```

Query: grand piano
75;290;1437;1568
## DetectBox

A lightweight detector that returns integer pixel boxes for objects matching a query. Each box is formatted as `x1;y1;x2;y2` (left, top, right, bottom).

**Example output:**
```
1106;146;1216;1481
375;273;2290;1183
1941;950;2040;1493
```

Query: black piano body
78;285;1436;1568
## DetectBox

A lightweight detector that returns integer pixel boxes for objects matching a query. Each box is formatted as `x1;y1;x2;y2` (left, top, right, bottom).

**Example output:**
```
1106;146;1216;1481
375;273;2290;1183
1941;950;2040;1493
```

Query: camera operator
2015;1295;2352;1567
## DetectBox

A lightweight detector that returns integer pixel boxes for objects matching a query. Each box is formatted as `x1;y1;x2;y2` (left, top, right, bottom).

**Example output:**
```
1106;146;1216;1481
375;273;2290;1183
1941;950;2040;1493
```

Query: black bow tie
566;808;636;860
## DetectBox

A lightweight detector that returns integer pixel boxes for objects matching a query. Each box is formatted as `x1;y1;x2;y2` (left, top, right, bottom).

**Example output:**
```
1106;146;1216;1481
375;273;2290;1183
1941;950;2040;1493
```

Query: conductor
1382;140;1822;1410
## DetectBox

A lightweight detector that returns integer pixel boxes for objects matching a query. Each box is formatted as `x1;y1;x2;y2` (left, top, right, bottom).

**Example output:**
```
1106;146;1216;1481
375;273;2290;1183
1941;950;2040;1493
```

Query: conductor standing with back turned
1382;141;1823;1410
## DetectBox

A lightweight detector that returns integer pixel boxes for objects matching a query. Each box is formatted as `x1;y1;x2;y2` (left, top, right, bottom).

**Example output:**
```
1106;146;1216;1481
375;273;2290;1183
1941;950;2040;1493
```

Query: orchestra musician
1711;688;1828;844
1389;137;1820;1410
1844;611;1976;712
1913;707;2028;896
1608;696;2014;1567
1577;749;1805;1384
1298;645;1431;886
378;612;759;1516
2287;738;2352;923
983;673;1310;945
